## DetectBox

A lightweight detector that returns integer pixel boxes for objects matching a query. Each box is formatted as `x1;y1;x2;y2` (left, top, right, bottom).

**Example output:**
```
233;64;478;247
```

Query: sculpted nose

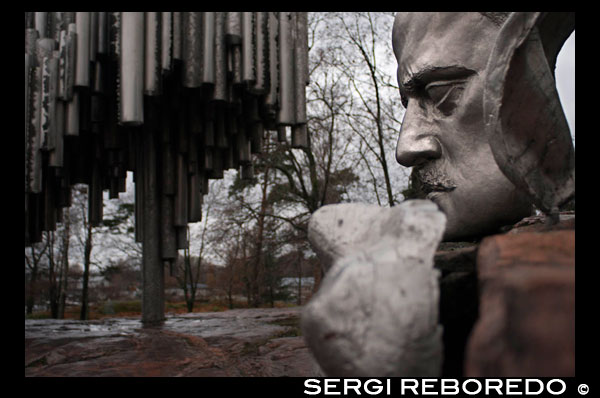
396;105;442;167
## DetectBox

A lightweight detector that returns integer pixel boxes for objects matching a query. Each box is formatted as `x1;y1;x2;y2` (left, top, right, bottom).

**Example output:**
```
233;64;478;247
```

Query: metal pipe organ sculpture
24;12;309;324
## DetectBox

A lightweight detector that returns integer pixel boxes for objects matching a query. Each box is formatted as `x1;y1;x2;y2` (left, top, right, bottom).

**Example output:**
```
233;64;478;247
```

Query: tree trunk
47;232;59;318
251;158;270;307
184;246;196;312
26;241;48;315
227;284;233;309
57;210;71;319
26;251;38;315
313;261;324;294
297;253;302;306
26;277;36;314
181;262;190;312
241;236;251;306
80;221;92;320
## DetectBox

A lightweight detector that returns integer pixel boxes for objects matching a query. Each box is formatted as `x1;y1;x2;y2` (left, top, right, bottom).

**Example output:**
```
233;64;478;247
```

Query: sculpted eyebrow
401;66;476;93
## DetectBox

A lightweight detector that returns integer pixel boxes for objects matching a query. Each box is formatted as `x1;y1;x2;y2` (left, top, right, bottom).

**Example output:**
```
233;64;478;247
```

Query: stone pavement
25;307;321;377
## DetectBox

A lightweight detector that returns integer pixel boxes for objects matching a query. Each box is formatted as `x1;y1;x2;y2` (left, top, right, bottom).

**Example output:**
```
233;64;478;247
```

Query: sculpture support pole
141;101;165;325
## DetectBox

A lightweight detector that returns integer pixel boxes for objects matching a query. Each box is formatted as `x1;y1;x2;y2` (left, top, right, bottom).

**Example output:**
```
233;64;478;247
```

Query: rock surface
25;307;320;377
302;200;446;376
503;211;575;234
308;201;445;272
465;229;575;377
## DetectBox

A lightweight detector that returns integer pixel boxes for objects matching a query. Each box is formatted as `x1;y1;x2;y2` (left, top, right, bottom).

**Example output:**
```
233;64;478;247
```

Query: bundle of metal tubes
25;12;309;261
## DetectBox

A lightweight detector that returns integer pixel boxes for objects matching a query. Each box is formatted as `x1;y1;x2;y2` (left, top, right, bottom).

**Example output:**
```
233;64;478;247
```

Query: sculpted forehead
393;12;501;85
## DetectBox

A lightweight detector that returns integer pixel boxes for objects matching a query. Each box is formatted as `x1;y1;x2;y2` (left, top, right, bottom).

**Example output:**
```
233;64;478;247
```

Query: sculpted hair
479;12;512;26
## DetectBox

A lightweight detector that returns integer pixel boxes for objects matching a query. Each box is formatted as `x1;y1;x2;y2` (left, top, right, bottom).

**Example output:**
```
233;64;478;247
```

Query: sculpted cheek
455;79;486;128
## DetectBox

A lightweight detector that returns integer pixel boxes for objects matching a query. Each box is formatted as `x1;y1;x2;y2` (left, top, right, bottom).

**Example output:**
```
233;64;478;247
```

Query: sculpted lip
420;181;456;193
426;191;444;200
425;191;446;216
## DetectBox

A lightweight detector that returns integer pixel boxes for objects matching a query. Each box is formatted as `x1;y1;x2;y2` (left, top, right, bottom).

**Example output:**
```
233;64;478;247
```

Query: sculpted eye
425;83;465;116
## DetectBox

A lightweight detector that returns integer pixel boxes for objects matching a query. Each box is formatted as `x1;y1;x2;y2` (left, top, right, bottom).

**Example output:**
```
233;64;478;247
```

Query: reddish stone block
465;230;574;377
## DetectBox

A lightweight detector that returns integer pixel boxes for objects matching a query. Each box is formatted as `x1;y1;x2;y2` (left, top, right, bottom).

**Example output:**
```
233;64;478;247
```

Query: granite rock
465;230;575;377
302;200;446;376
25;307;319;377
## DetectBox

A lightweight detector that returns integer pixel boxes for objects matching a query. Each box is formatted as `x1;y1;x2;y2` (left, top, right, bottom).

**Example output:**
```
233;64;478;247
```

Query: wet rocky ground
25;307;321;377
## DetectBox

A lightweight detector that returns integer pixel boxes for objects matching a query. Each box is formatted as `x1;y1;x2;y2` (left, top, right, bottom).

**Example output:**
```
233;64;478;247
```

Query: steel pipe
119;12;144;125
144;12;162;96
241;12;255;83
74;12;90;87
182;12;203;88
278;12;295;125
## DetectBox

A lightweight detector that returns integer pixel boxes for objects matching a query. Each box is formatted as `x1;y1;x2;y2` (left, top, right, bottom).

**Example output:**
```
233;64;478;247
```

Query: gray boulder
302;200;446;376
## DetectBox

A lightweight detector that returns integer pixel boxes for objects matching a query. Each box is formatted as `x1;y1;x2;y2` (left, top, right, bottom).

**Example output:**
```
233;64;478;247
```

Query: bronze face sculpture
393;12;575;241
302;12;575;377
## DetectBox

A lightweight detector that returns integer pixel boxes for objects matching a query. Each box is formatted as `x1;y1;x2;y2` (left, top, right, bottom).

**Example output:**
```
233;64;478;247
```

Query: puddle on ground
25;307;302;341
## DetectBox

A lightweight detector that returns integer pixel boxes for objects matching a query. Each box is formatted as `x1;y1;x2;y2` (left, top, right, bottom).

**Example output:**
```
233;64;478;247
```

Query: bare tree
217;233;244;309
217;187;254;306
295;248;303;305
25;238;49;315
244;13;365;291
71;185;95;320
56;203;74;318
318;12;408;206
46;230;58;318
100;199;142;269
262;14;357;230
250;144;274;307
177;180;221;312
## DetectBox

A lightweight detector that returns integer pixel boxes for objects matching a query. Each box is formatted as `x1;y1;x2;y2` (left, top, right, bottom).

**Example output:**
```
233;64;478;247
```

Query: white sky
555;30;575;139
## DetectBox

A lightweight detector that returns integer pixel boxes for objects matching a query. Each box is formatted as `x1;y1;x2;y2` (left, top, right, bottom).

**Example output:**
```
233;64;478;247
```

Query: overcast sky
555;31;575;139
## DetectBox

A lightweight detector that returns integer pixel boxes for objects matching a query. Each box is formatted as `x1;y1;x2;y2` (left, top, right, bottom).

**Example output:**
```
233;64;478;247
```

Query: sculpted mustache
415;167;457;192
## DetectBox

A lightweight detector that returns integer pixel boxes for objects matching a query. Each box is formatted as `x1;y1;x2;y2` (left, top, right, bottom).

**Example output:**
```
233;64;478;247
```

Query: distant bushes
98;300;141;315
